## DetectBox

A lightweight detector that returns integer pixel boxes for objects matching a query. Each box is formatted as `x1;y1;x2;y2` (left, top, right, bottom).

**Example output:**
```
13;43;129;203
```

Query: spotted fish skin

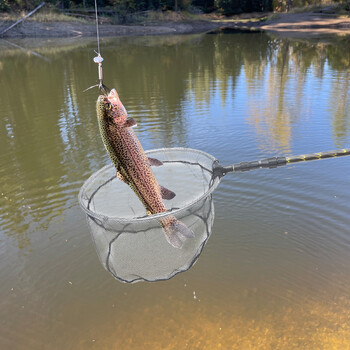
96;89;194;248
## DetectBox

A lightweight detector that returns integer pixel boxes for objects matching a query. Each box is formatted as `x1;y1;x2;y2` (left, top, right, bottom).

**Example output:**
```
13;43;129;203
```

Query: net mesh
78;148;220;283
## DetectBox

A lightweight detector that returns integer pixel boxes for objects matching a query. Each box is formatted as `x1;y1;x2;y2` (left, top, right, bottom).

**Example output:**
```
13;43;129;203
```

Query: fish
96;88;194;248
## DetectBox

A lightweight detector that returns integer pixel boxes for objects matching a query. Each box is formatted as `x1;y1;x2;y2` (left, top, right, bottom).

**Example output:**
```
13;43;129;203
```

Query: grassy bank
1;2;350;27
0;8;209;25
0;9;88;23
1;3;350;39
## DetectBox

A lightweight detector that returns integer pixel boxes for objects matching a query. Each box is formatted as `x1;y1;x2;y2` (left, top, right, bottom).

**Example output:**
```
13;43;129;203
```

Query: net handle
213;148;350;178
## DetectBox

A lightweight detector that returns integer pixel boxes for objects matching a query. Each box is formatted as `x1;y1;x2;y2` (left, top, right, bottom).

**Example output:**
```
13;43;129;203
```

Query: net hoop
78;147;220;223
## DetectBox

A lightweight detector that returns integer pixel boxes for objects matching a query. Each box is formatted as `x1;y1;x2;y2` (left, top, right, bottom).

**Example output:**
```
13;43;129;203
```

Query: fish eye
105;102;112;110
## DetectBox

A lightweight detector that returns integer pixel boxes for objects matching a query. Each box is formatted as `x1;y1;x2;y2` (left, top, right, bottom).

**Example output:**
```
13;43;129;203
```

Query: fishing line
84;0;110;93
94;0;100;55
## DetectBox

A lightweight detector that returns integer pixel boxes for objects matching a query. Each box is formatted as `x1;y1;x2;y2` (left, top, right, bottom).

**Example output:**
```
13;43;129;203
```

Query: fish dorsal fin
160;186;176;200
122;118;137;128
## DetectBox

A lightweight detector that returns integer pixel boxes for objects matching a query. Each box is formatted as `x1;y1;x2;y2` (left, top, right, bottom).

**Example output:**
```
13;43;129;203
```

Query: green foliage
215;0;241;14
0;0;11;11
192;0;215;12
215;0;272;14
0;0;347;16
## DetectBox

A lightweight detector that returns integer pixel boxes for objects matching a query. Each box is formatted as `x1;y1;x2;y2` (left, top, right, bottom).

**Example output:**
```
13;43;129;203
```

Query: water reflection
329;71;350;146
1;33;350;249
0;32;350;350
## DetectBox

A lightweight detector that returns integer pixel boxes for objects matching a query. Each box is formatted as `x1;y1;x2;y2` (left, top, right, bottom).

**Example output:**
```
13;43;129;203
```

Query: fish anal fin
148;157;163;166
122;118;137;128
160;186;176;200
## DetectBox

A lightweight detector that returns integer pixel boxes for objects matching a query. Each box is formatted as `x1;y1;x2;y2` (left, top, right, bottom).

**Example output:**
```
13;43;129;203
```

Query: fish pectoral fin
148;157;163;166
122;118;137;128
116;171;128;183
160;186;176;200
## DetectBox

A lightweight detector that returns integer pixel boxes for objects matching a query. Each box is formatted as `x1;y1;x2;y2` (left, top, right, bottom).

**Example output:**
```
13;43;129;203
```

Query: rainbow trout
96;89;194;248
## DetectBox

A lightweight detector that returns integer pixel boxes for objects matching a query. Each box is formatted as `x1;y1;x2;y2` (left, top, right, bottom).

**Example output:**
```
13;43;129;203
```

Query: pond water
1;31;350;349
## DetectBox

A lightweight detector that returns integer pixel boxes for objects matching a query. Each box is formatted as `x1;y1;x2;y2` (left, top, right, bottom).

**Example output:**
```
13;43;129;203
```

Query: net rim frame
78;147;220;223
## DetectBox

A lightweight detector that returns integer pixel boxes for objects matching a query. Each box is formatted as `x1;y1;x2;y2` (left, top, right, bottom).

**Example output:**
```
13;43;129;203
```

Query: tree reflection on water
0;32;349;249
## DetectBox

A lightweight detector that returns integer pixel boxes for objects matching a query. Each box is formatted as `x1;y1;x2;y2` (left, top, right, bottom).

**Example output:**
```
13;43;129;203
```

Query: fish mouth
106;89;121;107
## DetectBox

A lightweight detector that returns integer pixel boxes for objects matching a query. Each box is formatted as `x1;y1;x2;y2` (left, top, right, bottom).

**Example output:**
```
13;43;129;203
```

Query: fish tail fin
161;217;194;249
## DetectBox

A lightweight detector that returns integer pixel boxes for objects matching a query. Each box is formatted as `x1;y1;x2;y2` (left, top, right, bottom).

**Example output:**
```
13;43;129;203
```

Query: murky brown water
1;32;350;349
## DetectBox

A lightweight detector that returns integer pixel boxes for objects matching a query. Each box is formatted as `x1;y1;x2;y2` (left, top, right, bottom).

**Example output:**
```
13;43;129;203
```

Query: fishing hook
84;51;111;95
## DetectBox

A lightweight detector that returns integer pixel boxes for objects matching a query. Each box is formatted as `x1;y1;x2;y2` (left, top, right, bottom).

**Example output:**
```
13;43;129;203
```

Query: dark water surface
1;32;350;349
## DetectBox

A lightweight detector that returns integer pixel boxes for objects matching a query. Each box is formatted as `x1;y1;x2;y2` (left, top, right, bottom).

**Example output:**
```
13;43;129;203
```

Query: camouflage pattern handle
213;149;350;178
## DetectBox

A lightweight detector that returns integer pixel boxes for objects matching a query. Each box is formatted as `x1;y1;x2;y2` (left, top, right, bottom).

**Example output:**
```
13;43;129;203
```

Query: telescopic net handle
213;148;350;178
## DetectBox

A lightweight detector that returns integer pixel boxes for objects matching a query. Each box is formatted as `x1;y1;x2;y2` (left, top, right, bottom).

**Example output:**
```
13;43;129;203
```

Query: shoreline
1;11;350;38
0;18;248;38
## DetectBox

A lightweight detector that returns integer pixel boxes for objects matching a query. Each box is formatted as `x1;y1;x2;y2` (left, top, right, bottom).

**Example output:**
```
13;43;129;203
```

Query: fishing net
79;145;350;283
79;148;219;283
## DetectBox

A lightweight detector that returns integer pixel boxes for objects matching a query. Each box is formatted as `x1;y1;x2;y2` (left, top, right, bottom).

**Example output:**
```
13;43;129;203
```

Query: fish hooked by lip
96;88;194;248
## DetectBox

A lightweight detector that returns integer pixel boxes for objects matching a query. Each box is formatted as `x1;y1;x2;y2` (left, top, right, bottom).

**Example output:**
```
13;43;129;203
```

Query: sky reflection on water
0;32;350;349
